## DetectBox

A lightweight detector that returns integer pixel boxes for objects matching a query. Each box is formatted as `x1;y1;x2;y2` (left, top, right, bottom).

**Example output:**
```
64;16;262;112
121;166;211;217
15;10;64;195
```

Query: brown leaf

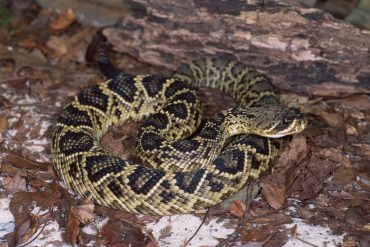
260;135;308;208
18;38;38;49
67;207;81;245
228;199;247;218
359;144;370;158
158;225;172;240
264;231;289;247
330;94;370;111
46;36;68;57
287;224;297;235
50;8;77;30
71;197;95;224
275;135;307;169
297;206;315;220
240;224;272;243
260;214;292;226
0;44;49;71
101;219;148;247
0;114;8;132
315;194;330;207
260;174;286;209
1;173;27;193
1;163;26;177
101;121;140;161
16;213;52;246
66;197;95;244
327;190;370;201
310;107;343;127
332;166;355;186
344;207;366;227
6;151;47;170
357;172;370;192
10;190;62;228
300;156;334;199
314;147;352;167
46;28;96;67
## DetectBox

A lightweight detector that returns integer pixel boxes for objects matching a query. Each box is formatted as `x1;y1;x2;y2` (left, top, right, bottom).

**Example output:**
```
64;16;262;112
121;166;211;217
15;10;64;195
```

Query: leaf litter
0;1;369;246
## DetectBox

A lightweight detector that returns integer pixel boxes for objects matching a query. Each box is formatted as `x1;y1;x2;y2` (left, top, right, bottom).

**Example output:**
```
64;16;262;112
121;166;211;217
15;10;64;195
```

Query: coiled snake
51;54;307;215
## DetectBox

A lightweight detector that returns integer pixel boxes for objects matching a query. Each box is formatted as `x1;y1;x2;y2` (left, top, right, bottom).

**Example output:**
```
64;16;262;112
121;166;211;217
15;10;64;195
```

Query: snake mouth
263;115;308;138
287;117;308;136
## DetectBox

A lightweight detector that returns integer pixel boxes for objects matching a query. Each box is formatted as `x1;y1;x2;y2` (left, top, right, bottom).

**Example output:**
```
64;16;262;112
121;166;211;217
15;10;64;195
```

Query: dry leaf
18;38;37;49
275;135;307;169
158;225;172;240
297;206;315;220
16;213;52;246
286;154;334;200
0;44;49;70
248;213;290;225
332;166;355;186
67;208;81;245
10;191;61;227
260;174;286;209
228;199;247;218
261;135;308;208
359;144;370;158
46;28;96;67
264;231;289;247
327;190;370;201
0;114;8;132
310;107;343;127
357;172;370;192
6;151;46;170
287;224;297;235
2;173;27;193
300;156;333;199
66;197;95;244
314;147;352;167
101;219;148;247
50;8;76;30
71;198;95;224
330;94;370;111
344;207;366;227
47;36;68;57
240;224;272;243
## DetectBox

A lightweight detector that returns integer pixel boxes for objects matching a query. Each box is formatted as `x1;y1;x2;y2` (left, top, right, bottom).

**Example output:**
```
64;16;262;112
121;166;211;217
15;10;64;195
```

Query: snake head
261;106;307;138
225;106;307;138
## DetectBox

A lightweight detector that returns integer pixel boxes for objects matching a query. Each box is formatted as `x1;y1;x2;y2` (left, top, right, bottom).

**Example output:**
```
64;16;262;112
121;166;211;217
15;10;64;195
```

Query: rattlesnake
51;54;306;215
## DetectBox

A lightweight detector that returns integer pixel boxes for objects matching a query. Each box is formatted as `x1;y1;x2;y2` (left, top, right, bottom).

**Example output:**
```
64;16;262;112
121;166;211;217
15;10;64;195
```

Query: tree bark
102;0;370;97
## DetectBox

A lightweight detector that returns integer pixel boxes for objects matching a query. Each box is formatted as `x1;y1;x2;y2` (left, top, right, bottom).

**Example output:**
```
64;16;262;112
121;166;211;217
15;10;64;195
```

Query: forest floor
0;1;369;247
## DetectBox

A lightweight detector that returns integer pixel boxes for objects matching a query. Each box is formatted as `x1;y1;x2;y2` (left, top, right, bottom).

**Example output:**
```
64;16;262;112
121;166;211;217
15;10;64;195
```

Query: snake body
51;55;306;215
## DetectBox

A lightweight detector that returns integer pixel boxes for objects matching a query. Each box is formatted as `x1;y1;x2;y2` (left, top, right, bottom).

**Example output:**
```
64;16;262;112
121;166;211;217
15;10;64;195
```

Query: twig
17;206;54;247
216;187;293;247
183;208;210;247
17;221;48;247
261;232;274;245
216;182;255;246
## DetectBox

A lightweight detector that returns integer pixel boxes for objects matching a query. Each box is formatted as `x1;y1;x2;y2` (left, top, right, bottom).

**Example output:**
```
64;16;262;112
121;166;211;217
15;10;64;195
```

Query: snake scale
51;54;307;215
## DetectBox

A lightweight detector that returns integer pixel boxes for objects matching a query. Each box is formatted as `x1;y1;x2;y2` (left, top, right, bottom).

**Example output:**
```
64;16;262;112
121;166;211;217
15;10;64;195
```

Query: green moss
0;1;12;29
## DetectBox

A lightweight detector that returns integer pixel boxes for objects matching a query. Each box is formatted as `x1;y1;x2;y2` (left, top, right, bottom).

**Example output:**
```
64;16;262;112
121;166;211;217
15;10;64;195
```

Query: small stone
345;124;358;135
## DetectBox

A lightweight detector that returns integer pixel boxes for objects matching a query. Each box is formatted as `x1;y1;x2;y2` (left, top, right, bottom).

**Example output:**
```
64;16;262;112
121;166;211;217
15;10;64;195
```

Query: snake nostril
297;112;305;119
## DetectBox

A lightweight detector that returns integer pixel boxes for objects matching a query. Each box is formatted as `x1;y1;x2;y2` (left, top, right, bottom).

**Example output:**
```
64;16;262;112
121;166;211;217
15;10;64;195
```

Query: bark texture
102;0;370;97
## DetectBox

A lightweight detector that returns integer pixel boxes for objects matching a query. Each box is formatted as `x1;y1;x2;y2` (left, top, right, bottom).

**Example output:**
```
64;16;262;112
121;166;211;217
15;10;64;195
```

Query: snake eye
282;116;292;125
